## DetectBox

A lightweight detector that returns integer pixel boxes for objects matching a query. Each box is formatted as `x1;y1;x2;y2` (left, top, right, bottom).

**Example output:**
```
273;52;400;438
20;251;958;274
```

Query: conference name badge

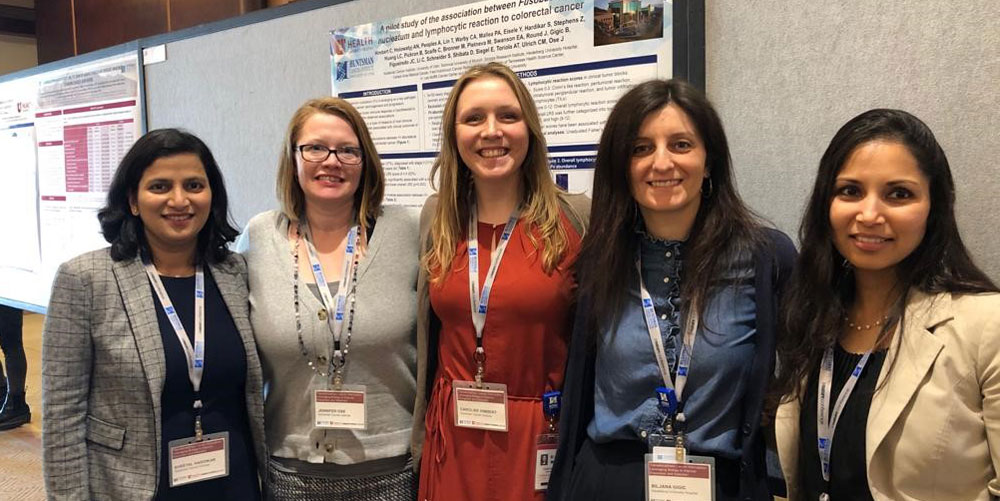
452;380;508;431
644;454;715;501
168;432;229;487
534;432;558;491
313;386;367;430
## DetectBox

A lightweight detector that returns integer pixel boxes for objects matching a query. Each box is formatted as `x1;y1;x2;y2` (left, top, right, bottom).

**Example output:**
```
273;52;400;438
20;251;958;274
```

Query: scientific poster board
0;78;40;274
332;0;672;207
0;50;141;311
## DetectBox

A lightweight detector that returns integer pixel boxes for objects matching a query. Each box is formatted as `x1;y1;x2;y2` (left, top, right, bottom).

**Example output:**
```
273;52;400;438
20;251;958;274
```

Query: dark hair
576;79;764;337
98;128;238;263
772;108;998;406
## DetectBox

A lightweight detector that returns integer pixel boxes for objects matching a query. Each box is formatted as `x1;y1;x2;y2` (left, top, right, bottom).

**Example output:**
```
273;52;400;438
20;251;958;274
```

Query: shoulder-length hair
424;62;570;281
275;97;384;236
576;79;764;337
98;128;238;263
773;108;998;404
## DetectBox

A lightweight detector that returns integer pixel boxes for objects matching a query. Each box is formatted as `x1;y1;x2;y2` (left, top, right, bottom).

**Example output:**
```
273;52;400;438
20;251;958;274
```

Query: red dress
418;213;581;501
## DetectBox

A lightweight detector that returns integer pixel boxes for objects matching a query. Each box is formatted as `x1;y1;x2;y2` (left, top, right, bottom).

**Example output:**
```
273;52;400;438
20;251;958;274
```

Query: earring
701;176;714;198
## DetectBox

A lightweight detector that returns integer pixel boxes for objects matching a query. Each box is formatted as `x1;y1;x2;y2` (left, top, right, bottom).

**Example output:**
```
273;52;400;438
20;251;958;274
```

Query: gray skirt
265;456;416;501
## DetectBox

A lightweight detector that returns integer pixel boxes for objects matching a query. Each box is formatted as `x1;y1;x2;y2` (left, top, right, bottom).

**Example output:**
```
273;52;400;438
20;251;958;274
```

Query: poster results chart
332;0;672;207
34;54;141;271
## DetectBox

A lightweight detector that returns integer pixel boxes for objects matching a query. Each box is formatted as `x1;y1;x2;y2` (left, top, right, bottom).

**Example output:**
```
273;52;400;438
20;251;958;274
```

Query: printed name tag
313;386;367;429
644;455;714;501
453;380;508;431
534;433;558;491
168;432;229;487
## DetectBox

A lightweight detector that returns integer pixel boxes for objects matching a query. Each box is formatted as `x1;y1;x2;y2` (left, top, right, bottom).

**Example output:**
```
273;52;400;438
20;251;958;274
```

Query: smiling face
829;140;931;277
454;76;529;186
628;103;707;228
295;112;363;210
131;153;212;256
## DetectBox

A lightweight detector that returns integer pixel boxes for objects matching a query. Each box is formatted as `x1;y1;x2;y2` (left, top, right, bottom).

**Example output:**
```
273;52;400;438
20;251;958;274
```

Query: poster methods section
333;0;672;207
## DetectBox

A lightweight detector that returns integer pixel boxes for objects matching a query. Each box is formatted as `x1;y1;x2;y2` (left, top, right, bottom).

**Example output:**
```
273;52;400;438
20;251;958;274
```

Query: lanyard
296;221;361;384
636;254;697;411
467;207;519;387
816;346;871;488
143;259;206;438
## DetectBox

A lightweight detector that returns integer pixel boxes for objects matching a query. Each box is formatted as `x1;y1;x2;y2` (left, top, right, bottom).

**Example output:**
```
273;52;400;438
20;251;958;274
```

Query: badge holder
313;362;367;430
453;346;509;431
168;421;230;487
453;380;508;431
534;390;561;491
644;453;715;501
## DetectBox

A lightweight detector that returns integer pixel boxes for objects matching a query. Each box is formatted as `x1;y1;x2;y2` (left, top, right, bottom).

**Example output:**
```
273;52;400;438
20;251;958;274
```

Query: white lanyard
816;346;871;487
636;254;697;405
467;207;519;382
301;222;360;360
143;260;205;404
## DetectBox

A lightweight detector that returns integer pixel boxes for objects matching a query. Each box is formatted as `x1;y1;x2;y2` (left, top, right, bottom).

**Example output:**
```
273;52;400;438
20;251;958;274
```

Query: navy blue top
152;269;260;500
587;233;757;460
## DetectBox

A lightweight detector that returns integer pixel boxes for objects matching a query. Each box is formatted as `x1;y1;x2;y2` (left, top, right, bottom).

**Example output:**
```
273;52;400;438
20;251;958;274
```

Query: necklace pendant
318;309;328;321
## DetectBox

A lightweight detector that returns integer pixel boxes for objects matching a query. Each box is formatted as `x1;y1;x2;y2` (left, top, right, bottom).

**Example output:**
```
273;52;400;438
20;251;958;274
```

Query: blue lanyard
467;206;519;386
143;259;206;437
816;346;872;494
636;253;697;408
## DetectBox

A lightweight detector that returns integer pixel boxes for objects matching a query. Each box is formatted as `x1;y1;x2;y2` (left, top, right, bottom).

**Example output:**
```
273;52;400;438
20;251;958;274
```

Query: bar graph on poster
332;0;672;207
0;52;141;310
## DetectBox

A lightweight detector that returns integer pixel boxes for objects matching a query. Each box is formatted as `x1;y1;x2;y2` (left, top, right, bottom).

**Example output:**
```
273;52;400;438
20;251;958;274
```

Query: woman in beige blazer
771;109;1000;500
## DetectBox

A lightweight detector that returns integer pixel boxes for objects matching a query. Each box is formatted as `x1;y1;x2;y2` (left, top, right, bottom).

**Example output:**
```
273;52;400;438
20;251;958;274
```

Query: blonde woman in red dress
412;62;589;501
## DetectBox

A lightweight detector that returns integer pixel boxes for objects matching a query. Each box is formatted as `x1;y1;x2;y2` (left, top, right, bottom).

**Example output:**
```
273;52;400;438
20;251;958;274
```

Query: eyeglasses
296;144;363;165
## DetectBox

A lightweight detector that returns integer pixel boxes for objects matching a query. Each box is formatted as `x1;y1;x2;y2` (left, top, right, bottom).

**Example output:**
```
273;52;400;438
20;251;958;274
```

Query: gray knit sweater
237;207;419;464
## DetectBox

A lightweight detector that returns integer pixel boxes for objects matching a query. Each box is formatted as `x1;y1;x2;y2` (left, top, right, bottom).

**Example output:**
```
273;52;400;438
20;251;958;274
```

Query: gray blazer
42;248;267;500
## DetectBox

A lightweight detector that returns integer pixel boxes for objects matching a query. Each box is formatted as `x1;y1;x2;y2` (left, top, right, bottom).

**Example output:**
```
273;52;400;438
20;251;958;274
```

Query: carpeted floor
0;312;44;500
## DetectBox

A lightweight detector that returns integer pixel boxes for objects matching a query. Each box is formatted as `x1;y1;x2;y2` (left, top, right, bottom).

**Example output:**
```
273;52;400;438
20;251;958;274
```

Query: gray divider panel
707;1;999;280
144;0;470;228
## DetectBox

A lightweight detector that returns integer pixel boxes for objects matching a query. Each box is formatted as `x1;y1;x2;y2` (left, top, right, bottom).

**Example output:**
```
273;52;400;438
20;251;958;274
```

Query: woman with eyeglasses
237;98;419;500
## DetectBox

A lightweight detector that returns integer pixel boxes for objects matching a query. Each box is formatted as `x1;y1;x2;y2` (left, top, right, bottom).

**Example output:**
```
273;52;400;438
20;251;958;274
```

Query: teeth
317;175;343;182
856;236;888;243
165;215;191;220
650;180;682;187
479;148;508;158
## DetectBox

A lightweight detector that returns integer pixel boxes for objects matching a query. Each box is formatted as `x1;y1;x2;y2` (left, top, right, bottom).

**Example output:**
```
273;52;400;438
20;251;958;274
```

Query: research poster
0;78;41;273
34;53;141;269
332;0;672;207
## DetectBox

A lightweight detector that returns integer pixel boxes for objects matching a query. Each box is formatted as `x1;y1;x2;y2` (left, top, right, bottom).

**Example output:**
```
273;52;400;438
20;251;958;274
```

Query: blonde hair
424;62;569;281
276;97;384;235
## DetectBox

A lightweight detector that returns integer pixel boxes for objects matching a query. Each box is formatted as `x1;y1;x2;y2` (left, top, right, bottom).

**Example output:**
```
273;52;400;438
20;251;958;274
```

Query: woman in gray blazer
42;129;267;500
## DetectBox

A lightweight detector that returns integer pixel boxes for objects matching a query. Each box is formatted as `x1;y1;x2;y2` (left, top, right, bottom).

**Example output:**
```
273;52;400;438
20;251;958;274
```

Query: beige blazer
776;290;1000;500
